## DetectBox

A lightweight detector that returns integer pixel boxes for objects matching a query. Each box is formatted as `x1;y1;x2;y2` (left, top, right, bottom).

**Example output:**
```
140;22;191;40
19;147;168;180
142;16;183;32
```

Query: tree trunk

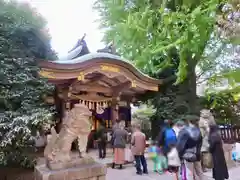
176;57;198;115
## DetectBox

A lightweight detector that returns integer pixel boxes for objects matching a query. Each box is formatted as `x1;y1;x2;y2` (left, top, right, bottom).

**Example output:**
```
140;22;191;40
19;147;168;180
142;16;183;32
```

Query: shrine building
38;36;162;132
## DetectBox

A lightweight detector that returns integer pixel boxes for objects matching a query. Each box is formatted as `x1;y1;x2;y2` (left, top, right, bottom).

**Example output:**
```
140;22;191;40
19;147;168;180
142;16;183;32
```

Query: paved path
106;161;177;180
105;160;240;180
204;166;240;180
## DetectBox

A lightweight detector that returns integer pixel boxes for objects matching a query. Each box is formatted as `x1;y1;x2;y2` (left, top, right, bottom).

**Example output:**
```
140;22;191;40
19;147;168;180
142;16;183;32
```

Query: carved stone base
35;159;106;180
46;156;95;170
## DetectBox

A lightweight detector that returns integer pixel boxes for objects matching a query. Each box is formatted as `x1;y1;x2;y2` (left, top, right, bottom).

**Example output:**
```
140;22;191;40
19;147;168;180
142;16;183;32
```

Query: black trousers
98;141;106;158
134;155;148;173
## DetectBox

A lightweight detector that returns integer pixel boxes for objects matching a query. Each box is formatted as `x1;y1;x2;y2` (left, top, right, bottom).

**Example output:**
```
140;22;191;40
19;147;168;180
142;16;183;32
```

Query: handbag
182;147;197;162
202;152;213;168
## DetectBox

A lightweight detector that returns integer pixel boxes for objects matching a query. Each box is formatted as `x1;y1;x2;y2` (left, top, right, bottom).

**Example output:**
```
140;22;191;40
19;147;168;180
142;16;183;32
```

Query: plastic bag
125;147;134;162
167;147;181;167
232;143;240;161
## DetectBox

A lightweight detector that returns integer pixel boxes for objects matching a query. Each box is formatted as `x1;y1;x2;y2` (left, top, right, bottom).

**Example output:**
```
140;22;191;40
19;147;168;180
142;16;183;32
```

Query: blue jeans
134;155;148;173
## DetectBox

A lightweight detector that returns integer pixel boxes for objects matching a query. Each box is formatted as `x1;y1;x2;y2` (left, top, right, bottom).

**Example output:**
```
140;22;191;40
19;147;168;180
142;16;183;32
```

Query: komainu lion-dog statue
44;103;92;163
199;109;216;169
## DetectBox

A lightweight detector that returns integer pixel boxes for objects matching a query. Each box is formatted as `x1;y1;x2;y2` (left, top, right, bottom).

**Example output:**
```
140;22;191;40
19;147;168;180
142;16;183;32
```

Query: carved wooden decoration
39;70;54;78
77;72;85;81
100;65;119;72
131;80;137;88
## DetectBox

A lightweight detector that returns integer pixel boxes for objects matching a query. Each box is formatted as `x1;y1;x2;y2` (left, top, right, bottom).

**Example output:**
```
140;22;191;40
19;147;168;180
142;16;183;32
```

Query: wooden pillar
111;97;119;125
127;101;131;128
54;86;62;133
61;87;71;124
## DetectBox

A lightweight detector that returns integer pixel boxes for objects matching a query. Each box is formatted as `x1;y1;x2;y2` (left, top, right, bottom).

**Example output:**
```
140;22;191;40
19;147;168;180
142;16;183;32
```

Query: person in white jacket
170;120;185;180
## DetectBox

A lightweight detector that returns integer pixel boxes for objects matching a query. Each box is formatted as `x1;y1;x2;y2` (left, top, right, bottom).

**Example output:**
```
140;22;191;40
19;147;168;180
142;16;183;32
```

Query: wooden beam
112;81;132;95
70;74;105;88
85;74;105;85
74;84;112;93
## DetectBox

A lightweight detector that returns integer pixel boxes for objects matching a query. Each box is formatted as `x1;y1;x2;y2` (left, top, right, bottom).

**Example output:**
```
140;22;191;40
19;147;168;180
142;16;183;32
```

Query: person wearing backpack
158;119;177;156
176;115;205;180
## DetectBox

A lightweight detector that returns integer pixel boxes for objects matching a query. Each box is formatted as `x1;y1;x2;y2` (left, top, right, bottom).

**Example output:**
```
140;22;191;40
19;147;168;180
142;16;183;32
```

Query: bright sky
19;0;104;57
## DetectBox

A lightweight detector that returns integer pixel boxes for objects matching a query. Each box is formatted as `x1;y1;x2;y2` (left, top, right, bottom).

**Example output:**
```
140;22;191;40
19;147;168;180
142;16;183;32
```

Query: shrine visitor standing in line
112;121;128;169
131;123;148;175
209;125;229;180
176;115;205;180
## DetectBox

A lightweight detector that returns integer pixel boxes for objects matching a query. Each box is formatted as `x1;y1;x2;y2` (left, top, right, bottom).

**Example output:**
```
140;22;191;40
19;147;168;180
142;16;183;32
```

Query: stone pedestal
35;158;107;180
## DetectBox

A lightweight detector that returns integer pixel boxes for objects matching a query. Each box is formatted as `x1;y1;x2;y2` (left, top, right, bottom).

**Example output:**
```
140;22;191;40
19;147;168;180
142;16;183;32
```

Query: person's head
151;140;157;146
184;115;199;126
209;124;219;133
119;121;125;130
132;123;141;132
164;119;174;127
175;120;185;129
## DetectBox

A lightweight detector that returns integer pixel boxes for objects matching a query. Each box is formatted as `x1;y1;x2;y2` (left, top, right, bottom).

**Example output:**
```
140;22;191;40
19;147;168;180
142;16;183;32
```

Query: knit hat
175;120;185;126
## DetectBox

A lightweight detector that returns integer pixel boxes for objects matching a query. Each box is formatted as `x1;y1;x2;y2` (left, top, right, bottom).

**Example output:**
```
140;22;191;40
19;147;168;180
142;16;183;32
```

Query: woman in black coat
209;125;229;180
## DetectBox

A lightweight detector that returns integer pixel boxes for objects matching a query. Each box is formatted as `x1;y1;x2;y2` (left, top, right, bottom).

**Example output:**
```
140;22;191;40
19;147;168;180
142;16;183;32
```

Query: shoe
136;171;142;175
157;170;163;174
143;171;148;174
202;168;208;172
119;164;123;169
112;163;115;169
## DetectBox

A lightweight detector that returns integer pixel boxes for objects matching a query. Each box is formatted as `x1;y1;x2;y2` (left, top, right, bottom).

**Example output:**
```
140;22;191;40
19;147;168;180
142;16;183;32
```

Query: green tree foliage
0;0;56;168
132;105;155;128
200;91;240;124
95;0;221;80
132;105;155;139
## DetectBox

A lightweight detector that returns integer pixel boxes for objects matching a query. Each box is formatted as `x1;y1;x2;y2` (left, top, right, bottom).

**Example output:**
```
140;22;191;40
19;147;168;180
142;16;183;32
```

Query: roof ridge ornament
68;34;86;53
97;40;120;56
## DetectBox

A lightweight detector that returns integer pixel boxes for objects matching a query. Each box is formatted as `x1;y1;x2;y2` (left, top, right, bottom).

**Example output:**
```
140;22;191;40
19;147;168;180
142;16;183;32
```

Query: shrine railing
220;126;240;143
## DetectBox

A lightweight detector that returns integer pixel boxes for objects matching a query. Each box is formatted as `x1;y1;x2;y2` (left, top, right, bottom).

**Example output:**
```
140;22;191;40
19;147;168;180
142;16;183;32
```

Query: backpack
164;128;177;148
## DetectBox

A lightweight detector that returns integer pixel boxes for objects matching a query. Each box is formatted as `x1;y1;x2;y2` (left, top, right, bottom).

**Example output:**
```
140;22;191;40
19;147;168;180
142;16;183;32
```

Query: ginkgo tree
94;0;240;114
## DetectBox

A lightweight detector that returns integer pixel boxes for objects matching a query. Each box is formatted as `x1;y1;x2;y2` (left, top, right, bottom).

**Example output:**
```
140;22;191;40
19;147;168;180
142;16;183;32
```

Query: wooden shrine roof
38;38;162;101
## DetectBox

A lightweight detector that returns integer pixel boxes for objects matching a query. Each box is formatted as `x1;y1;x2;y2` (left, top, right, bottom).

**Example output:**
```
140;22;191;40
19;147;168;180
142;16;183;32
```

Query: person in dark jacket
96;121;107;159
176;115;204;180
209;125;229;180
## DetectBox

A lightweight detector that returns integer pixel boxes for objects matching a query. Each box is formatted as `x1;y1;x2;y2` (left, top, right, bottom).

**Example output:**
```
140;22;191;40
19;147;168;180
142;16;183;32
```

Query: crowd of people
95;109;229;180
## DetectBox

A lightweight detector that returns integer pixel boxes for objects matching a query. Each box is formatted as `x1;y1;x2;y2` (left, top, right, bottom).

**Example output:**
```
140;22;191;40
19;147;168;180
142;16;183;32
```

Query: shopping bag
180;162;187;180
125;148;134;162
